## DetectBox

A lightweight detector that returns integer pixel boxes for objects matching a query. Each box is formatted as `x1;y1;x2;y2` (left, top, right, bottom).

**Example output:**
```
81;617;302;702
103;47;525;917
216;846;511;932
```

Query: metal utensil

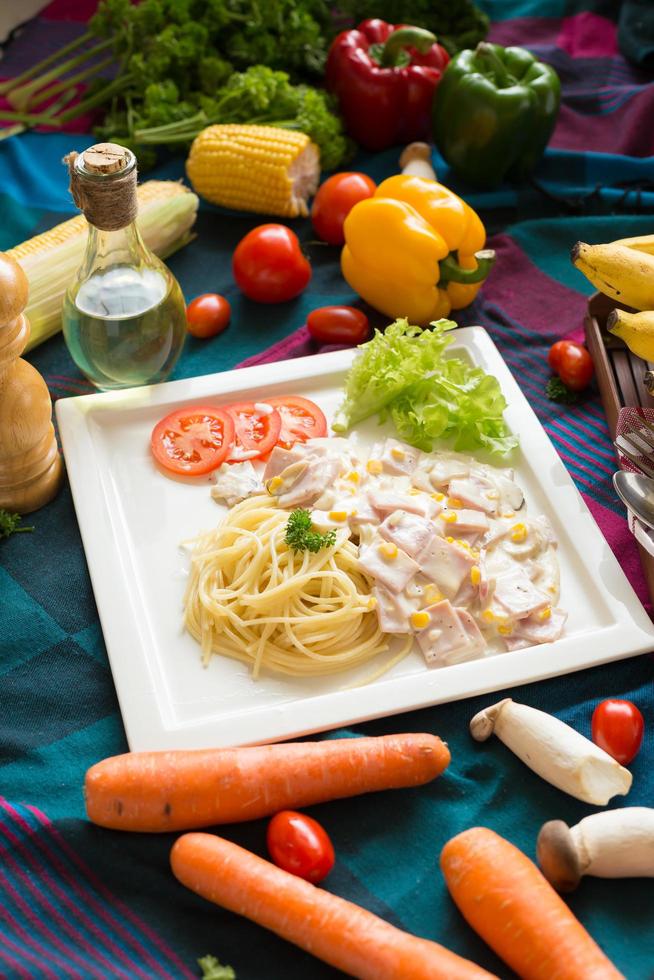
613;471;654;532
613;412;654;479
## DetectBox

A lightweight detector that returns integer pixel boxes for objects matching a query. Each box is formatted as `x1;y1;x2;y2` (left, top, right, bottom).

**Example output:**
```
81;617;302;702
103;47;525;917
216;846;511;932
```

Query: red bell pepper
325;19;449;152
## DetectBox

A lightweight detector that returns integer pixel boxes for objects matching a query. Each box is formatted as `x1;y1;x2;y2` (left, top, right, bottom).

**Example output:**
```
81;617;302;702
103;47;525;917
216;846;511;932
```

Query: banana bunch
571;234;654;361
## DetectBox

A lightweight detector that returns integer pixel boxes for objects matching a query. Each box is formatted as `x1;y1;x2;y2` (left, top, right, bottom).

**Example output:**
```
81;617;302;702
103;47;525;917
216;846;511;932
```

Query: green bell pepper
432;42;561;188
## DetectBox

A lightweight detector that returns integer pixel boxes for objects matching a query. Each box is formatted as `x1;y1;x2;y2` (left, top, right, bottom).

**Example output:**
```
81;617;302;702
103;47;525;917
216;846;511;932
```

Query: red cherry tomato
548;340;594;392
307;306;370;345
226;401;281;460
265;395;327;448
151;405;234;476
311;172;377;246
267;810;335;883
591;699;644;765
232;224;311;303
186;293;231;339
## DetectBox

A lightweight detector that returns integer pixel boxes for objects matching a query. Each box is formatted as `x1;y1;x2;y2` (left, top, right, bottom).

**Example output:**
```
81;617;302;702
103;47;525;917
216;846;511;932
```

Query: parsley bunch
285;509;337;554
0;510;34;540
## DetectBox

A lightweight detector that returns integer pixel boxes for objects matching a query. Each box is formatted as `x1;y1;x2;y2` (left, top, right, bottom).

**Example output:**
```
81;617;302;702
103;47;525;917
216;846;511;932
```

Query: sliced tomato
265;395;327;448
226;401;282;460
151;405;235;476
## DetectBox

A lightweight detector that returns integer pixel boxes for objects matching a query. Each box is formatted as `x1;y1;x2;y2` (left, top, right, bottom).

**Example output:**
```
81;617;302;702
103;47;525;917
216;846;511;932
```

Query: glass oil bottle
62;142;187;390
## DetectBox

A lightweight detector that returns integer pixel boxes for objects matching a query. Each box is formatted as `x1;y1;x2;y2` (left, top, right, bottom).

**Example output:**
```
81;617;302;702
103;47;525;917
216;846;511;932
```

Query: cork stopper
64;142;138;231
81;142;131;175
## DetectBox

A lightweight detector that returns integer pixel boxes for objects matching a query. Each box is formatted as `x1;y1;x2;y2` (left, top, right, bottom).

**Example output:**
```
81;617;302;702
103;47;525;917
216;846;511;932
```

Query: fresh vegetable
311;172;376;245
326;20;449;151
285;509;337;553
591;699;644;766
232;225;311;303
186;125;320;217
227;402;282;461
265;395;327;446
8;181;198;352
150;406;235;477
441;827;624;980
186;294;231;339
0;509;34;540
198;955;236;980
267;810;335;883
573;240;654;315
546;377;580;405
84;733;451;831
469;698;632;805
537;808;654;893
341;174;494;324
607;307;654;361
306;306;369;345
336;0;489;55
433;43;561;189
548;340;593;392
332;319;517;458
130;65;348;172
171;833;496;979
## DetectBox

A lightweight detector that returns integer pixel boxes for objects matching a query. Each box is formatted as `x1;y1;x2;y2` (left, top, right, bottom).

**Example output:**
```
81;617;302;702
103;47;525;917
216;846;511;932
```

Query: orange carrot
440;827;624;980
171;832;497;980
85;733;450;832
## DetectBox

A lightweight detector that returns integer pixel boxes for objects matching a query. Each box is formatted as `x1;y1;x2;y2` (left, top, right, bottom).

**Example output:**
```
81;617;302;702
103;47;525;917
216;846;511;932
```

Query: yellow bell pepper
341;174;494;325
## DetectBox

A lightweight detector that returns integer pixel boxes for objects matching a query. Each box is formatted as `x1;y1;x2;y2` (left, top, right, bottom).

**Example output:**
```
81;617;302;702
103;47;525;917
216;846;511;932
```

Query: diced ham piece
489;566;550;621
418;536;476;598
448;477;497;514
278;457;341;509
379;438;420;476
507;607;567;646
358;538;419;593
369;489;436;519
373;584;416;633
263;446;307;482
447;509;489;534
211;461;262;506
378;511;435;560
428;457;470;488
415;599;486;666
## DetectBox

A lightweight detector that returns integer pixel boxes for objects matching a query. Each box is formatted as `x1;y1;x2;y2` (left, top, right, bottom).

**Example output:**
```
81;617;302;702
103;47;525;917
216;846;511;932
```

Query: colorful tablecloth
1;2;654;978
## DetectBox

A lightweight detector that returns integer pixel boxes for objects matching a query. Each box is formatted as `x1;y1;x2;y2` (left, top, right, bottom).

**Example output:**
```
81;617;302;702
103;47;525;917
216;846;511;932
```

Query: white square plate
56;327;654;750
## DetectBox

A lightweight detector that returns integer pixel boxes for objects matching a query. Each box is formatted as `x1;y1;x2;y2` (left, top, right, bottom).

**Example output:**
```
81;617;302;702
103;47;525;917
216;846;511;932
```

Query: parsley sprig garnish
0;509;34;540
285;508;337;553
546;377;580;405
198;954;236;980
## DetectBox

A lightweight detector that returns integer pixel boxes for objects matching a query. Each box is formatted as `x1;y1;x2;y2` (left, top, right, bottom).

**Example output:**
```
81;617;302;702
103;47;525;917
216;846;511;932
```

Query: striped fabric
1;1;654;978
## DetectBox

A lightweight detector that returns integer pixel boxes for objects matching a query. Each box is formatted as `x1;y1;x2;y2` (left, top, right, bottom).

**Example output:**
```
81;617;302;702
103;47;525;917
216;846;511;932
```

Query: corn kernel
470;566;481;586
482;609;496;623
431;491;445;501
378;542;398;560
346;471;360;484
502;510;515;519
471;549;480;559
548;585;557;594
538;606;552;621
267;476;283;493
424;584;443;604
446;536;455;543
408;488;422;496
485;490;499;500
458;539;471;550
440;511;458;524
497;624;514;636
447;496;463;508
511;522;527;543
366;459;382;475
390;447;405;460
328;511;347;522
411;610;431;630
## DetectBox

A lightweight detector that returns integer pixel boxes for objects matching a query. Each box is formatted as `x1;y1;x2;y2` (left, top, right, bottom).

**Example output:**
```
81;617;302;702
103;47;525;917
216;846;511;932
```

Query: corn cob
186;124;320;218
8;181;199;352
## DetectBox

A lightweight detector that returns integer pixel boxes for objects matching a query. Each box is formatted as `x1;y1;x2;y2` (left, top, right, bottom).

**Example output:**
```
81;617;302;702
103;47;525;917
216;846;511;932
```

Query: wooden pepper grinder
0;252;63;513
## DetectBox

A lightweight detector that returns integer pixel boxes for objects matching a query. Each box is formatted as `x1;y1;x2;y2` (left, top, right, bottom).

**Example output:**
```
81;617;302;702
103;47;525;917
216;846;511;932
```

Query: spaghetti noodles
184;495;405;678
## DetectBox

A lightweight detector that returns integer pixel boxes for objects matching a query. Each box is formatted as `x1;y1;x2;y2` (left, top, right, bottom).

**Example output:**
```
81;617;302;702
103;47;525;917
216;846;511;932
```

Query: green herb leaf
198;955;236;980
0;509;35;540
546;377;580;404
285;509;337;553
333;318;517;457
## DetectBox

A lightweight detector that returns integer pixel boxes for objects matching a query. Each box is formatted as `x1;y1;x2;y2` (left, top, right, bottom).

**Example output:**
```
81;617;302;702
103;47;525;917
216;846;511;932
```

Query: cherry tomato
307;306;370;345
311;172;377;246
591;699;644;765
548;340;594;392
267;810;335;883
151;405;235;476
265;395;327;448
226;401;281;460
186;293;231;339
232;224;311;303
